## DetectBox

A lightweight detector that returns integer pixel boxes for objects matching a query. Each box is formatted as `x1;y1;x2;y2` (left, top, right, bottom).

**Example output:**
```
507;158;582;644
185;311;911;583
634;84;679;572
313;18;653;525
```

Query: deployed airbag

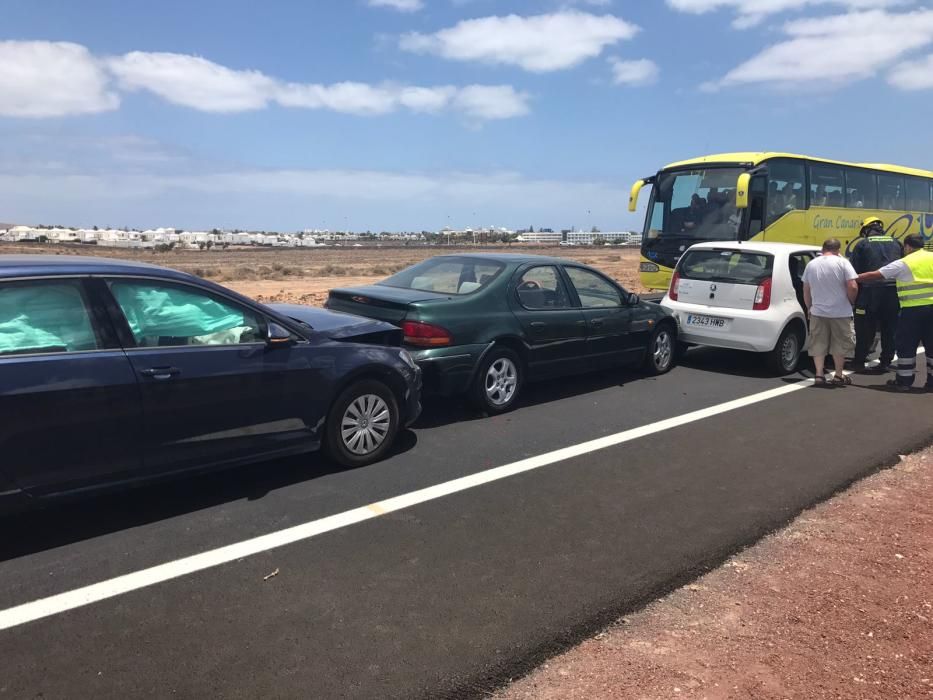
110;283;252;346
0;283;98;355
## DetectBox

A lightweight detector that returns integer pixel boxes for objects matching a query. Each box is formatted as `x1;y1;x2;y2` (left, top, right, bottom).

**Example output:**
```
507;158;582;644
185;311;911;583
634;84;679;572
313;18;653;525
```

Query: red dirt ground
499;447;933;700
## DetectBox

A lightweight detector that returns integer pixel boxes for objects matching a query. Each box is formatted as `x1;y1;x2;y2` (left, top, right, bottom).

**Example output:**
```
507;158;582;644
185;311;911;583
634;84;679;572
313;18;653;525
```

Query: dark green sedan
325;254;677;413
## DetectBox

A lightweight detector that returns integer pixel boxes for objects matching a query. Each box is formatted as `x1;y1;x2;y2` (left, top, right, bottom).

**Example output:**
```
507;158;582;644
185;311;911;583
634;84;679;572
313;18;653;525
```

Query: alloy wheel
485;357;518;407
653;329;673;371
341;394;391;456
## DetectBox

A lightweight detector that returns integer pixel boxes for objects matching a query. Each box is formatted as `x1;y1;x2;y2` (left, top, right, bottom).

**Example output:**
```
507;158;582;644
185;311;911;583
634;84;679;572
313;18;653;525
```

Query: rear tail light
668;271;681;301
753;277;772;311
402;320;452;347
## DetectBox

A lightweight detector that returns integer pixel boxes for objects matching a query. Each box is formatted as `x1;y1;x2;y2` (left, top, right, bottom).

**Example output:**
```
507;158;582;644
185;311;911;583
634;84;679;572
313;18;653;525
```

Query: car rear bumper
409;343;489;396
663;301;794;353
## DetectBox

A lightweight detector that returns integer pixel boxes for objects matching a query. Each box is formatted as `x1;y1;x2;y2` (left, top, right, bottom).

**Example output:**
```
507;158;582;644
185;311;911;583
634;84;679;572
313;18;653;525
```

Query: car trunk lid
325;285;450;323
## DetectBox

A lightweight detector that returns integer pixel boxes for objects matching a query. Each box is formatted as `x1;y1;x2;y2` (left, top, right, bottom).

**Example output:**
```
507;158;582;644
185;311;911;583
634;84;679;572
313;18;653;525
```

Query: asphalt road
1;349;930;699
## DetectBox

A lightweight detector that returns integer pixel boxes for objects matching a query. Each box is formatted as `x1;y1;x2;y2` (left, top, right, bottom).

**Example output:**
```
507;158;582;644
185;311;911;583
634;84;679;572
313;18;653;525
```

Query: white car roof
683;241;821;256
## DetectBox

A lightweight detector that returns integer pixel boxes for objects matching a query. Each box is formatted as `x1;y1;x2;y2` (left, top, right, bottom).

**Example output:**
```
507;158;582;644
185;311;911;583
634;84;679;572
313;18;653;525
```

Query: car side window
0;279;101;356
565;267;622;308
108;280;263;348
516;266;572;310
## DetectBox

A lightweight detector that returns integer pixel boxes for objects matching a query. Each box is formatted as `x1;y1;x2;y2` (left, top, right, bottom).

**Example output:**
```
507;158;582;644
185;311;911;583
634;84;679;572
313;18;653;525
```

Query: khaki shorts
808;315;855;357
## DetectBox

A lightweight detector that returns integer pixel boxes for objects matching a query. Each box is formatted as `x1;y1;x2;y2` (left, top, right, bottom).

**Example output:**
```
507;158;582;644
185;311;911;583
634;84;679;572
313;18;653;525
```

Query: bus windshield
645;167;744;241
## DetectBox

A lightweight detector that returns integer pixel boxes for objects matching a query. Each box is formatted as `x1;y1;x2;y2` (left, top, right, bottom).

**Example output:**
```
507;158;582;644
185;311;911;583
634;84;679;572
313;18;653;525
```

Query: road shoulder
499;444;933;699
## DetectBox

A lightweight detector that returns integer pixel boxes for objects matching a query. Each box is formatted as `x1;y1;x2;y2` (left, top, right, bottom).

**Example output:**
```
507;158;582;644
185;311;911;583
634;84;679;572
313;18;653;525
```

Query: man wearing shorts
802;238;858;386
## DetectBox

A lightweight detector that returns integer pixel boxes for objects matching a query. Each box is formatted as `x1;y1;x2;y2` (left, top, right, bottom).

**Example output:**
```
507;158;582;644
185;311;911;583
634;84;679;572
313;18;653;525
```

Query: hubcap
782;334;799;370
653;330;672;370
485;357;518;406
341;394;391;456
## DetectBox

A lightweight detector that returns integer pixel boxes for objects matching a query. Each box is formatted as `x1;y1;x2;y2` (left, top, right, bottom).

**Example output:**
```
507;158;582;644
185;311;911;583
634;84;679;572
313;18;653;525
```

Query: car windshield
379;257;505;295
645;167;744;242
679;249;773;285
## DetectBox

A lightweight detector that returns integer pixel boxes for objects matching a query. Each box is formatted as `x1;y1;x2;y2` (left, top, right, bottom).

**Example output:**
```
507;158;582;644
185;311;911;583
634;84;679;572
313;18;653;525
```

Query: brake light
668;271;681;301
402;320;452;347
753;277;772;311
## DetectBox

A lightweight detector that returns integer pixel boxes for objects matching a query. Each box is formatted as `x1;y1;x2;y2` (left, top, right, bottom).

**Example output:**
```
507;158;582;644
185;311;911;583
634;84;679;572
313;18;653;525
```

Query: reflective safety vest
898;249;933;308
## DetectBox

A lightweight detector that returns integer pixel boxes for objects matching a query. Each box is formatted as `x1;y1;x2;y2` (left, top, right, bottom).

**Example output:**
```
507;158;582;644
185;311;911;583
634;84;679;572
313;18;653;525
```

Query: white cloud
0;40;119;117
888;53;933;90
400;11;640;72
109;52;276;112
368;0;423;11
666;0;910;29
106;50;528;120
609;58;659;86
704;9;933;90
453;85;531;120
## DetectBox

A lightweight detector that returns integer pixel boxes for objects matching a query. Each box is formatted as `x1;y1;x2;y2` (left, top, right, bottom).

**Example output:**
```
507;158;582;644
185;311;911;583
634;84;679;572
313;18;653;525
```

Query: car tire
767;324;803;375
470;346;523;414
324;379;399;468
643;323;677;375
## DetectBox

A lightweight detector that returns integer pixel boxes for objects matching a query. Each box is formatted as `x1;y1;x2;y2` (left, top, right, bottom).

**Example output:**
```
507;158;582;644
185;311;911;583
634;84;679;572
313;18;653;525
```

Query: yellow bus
629;152;933;290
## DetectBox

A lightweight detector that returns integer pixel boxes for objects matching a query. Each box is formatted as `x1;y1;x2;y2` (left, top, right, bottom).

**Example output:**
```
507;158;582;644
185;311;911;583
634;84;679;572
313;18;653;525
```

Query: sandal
813;376;832;387
831;374;852;386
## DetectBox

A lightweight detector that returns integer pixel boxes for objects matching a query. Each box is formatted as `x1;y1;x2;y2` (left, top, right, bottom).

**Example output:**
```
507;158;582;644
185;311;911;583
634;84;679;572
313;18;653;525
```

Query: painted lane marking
0;377;818;632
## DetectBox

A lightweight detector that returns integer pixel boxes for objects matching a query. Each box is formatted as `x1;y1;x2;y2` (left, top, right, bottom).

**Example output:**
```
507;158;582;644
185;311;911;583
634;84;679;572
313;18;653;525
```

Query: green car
326;254;677;414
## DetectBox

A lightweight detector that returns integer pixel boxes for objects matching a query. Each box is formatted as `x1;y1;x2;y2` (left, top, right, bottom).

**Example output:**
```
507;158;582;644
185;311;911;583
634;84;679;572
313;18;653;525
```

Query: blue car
0;255;421;513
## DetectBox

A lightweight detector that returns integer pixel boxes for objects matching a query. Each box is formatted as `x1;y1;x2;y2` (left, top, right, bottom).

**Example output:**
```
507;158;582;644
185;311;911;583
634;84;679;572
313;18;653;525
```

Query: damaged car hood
268;304;402;345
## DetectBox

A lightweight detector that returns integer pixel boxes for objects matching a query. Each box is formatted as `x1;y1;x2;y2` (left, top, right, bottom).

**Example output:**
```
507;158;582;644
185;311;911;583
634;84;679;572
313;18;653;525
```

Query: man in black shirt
849;217;902;372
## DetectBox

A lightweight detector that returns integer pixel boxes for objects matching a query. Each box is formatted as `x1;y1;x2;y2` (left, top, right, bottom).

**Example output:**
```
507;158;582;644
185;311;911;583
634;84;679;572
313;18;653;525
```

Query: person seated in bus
849;189;864;208
682;194;707;231
812;184;828;206
827;190;844;207
782;184;799;211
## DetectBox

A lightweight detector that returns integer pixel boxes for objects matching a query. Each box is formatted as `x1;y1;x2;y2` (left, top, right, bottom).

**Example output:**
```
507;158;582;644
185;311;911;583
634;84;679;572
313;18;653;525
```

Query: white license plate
686;313;728;329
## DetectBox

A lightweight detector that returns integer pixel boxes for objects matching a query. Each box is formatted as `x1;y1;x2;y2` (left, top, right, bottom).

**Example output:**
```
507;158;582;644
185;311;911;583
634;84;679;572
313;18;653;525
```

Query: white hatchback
661;241;822;374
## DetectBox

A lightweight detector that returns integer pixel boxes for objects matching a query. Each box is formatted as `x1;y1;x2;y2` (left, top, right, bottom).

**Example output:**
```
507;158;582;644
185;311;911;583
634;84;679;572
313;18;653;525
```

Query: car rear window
679;249;773;285
380;257;505;295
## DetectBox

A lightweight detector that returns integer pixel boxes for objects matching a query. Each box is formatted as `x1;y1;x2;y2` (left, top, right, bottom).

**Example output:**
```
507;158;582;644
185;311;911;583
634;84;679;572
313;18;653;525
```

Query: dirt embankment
499;447;933;700
0;242;645;307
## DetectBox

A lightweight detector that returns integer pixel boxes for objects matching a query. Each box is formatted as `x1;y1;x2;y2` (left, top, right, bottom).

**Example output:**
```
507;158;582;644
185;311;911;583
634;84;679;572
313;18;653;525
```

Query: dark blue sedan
0;255;421;513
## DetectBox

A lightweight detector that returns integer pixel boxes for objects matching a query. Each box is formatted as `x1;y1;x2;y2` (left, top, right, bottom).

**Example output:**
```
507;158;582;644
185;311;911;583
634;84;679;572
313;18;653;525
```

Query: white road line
0;378;818;632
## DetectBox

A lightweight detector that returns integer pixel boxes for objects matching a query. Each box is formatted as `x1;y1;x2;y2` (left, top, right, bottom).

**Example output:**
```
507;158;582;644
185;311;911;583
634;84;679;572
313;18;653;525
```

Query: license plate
686;313;728;329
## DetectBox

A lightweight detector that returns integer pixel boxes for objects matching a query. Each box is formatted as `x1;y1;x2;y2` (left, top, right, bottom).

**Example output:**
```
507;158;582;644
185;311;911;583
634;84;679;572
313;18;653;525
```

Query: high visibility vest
898;249;933;308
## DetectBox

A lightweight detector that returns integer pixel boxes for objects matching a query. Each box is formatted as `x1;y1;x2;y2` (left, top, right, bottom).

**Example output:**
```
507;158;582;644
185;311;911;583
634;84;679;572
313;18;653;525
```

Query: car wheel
767;325;803;375
325;379;399;468
470;347;522;414
643;323;676;375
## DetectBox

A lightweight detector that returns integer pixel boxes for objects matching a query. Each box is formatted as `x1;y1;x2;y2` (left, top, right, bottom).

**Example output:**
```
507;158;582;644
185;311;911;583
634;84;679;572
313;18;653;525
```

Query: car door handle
590;319;604;328
140;366;181;380
530;321;546;329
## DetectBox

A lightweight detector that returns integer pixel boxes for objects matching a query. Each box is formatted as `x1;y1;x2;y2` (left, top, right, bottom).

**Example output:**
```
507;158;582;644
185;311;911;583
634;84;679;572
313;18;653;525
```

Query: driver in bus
682;194;707;231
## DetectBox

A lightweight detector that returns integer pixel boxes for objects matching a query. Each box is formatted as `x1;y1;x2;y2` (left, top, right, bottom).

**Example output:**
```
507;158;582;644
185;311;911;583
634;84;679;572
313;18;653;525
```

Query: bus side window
766;159;806;226
879;174;906;210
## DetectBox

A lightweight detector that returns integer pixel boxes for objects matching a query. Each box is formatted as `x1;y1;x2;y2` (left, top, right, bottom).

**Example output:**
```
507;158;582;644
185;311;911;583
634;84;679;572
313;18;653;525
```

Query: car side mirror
627;292;640;305
266;322;294;346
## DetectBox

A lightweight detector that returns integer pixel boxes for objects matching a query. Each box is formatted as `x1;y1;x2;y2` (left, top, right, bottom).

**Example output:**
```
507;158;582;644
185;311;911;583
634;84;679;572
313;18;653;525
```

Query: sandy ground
0;242;645;306
499;446;933;700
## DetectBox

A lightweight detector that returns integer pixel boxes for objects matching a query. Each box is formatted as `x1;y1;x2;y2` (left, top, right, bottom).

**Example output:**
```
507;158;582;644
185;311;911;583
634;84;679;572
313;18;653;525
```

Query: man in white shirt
802;238;859;386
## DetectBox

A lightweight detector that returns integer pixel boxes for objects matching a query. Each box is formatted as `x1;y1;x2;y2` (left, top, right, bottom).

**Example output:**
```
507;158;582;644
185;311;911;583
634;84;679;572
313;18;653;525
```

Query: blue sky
1;0;932;232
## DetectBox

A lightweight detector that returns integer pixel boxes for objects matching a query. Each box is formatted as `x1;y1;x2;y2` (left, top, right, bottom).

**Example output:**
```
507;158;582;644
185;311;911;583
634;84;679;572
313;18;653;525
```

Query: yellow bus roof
663;152;933;179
